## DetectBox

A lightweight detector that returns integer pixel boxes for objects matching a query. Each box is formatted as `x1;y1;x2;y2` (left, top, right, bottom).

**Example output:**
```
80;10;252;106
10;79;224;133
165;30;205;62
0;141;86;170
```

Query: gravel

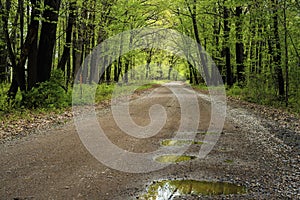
226;105;300;199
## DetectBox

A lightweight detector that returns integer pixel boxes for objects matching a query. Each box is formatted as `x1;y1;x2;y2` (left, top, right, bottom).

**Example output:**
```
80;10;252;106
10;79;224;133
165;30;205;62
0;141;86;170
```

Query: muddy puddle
197;131;219;135
155;155;197;163
140;179;247;199
161;139;203;146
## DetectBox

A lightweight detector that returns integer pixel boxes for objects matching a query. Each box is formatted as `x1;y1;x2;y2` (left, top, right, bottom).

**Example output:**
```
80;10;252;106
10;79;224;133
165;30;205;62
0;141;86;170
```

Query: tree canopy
0;0;299;111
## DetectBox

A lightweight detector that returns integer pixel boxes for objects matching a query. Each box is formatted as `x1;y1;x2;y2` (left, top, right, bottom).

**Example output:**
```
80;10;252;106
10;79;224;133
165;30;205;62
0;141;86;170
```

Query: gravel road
0;82;299;199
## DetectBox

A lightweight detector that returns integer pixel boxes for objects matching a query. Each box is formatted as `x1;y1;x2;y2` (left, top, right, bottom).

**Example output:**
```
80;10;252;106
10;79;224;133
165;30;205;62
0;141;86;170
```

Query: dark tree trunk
37;0;61;83
168;66;172;80
80;8;90;84
57;1;76;73
72;39;84;82
188;61;194;84
113;61;118;82
212;4;223;85
0;18;7;83
82;50;90;84
249;11;256;73
186;0;210;85
88;0;97;84
192;66;199;85
105;56;112;83
235;6;245;84
223;2;233;87
145;48;153;79
124;57;129;83
98;28;107;83
66;59;71;87
271;0;284;97
19;0;24;48
27;0;40;90
72;14;84;81
283;0;289;106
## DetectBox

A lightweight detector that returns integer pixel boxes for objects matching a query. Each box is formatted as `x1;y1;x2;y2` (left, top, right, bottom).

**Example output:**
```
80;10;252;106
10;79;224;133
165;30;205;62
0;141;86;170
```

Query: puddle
155;155;197;163
197;132;219;135
140;180;247;199
161;139;203;146
224;159;234;164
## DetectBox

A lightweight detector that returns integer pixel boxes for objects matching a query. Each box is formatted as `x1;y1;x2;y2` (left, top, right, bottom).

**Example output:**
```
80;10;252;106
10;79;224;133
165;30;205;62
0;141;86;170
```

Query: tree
37;0;61;83
27;0;40;90
57;1;76;73
235;5;245;84
271;0;284;97
0;16;7;83
223;0;232;87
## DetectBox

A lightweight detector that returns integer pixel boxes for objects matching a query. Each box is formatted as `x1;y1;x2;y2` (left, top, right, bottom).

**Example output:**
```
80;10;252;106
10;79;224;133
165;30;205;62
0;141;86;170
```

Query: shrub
227;83;243;97
23;70;71;109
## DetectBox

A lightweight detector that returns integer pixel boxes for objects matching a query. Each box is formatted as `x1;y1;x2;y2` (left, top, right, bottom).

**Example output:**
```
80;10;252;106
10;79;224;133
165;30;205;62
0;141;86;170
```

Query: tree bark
186;0;210;85
271;0;284;97
57;1;76;73
0;15;7;83
37;0;61;83
27;0;40;90
283;0;289;106
235;6;244;84
223;1;233;86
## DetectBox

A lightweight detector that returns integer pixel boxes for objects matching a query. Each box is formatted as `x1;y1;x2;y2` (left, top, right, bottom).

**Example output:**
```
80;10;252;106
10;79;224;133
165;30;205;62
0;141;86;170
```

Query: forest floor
0;82;299;199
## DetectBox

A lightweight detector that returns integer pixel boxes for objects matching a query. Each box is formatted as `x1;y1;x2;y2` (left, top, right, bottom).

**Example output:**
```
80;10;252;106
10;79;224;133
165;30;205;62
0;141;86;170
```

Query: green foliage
226;77;300;114
23;70;71;109
192;84;209;91
227;83;243;97
0;83;23;113
95;84;115;103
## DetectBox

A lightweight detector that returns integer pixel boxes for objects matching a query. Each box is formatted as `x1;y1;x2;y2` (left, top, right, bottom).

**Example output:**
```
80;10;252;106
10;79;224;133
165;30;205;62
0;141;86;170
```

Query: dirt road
0;82;299;199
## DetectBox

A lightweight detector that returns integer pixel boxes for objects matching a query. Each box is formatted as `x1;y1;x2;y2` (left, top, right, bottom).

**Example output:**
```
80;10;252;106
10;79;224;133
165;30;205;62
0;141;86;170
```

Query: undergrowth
0;77;160;121
227;83;300;115
192;82;299;115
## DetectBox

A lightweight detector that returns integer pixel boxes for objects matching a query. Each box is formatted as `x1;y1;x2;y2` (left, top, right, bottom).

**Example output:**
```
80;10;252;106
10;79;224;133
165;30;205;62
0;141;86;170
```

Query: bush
227;83;243;97
23;70;71;109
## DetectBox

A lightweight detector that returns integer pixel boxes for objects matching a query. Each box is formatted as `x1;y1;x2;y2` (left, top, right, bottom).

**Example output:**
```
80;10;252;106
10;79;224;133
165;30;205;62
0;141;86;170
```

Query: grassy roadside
0;82;161;141
191;83;299;116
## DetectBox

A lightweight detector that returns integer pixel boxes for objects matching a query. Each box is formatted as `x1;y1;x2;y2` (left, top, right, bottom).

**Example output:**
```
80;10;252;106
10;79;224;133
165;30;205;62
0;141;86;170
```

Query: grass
190;82;299;116
0;81;162;122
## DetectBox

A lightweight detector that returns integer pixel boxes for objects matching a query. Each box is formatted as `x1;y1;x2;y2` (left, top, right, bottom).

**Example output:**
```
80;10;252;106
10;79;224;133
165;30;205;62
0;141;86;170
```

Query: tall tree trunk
212;5;222;85
188;61;194;84
271;0;284;97
113;61;118;82
57;1;76;73
27;0;40;90
223;1;232;86
105;56;112;83
81;8;89;83
37;0;61;83
235;6;244;84
283;0;289;106
145;48;153;79
186;0;210;85
124;57;129;83
88;0;97;84
72;8;84;81
0;16;7;83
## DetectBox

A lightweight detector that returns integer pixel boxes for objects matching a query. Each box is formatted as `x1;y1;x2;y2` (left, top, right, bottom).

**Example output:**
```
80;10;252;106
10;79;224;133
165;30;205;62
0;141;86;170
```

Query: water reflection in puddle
140;180;247;199
161;140;203;146
155;155;197;163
